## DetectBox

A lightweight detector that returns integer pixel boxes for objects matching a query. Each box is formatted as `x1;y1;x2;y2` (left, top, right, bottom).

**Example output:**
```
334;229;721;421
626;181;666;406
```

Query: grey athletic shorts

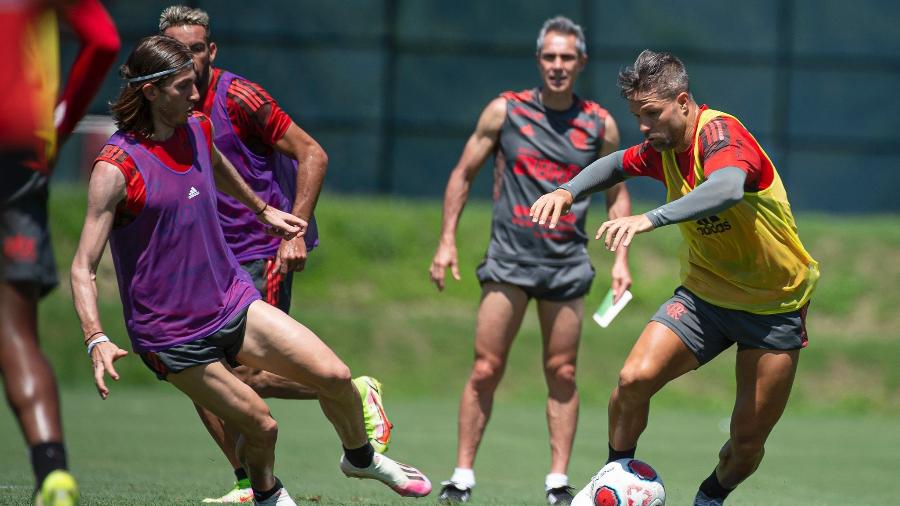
476;256;594;302
652;286;809;365
139;306;250;380
1;161;57;296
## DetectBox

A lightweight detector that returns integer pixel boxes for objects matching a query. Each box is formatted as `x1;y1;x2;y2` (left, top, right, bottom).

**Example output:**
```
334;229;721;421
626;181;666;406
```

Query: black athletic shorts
651;286;809;365
476;256;594;302
241;257;293;313
139;306;250;380
1;158;57;296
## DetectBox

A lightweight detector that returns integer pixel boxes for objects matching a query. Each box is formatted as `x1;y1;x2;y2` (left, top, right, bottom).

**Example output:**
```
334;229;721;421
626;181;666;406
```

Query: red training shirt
621;105;774;192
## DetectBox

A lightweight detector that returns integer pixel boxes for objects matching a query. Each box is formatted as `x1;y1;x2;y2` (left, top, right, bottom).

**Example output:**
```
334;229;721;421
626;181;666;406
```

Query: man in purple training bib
429;16;632;505
71;36;431;506
155;7;392;502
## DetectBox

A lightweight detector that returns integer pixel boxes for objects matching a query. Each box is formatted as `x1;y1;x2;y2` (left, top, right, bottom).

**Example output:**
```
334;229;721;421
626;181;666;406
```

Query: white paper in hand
592;288;633;328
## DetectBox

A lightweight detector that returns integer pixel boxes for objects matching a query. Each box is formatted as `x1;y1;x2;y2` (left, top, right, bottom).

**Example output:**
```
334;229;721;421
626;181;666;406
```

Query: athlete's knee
258;416;278;446
544;360;577;388
469;356;506;391
314;360;353;395
3;355;56;406
248;414;278;448
615;364;661;404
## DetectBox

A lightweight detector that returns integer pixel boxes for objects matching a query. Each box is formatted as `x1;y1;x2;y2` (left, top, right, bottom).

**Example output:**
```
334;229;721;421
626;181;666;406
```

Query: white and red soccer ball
576;458;665;506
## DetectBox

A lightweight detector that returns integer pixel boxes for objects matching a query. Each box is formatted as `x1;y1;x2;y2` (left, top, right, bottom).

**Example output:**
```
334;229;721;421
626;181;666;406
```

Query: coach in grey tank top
428;16;633;504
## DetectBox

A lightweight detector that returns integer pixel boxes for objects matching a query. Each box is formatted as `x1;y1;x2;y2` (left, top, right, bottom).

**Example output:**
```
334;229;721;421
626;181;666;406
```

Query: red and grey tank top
106;117;259;352
489;88;609;265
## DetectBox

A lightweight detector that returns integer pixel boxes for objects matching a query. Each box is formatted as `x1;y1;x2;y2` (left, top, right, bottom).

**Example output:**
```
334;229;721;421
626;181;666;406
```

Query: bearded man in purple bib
70;36;431;506
429;16;632;505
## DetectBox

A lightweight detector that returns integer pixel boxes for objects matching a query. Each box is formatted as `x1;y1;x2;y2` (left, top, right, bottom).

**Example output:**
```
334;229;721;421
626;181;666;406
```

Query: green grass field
1;389;899;505
0;187;897;504
42;187;900;413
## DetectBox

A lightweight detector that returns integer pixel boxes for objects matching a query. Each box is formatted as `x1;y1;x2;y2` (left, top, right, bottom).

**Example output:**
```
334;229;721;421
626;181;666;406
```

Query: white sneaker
340;452;432;497
253;486;296;506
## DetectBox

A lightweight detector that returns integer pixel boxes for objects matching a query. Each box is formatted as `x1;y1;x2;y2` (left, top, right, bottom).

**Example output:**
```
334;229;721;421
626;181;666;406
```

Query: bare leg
194;402;242;470
233;366;318;399
0;282;63;445
455;283;529;470
238;300;366;449
536;297;583;475
715;349;799;488
168;361;279;492
193;366;321;473
608;322;699;451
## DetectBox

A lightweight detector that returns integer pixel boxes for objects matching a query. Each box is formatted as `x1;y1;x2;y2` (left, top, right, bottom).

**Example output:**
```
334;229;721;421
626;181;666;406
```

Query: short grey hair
159;5;211;38
536;16;587;56
617;49;690;100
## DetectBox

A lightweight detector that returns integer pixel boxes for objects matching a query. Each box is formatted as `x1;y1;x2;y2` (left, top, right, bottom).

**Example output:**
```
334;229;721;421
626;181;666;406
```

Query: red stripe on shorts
799;302;809;348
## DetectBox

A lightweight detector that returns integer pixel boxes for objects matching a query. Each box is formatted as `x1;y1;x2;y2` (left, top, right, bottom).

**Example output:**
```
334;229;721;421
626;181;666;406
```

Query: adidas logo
695;214;731;236
187;187;200;199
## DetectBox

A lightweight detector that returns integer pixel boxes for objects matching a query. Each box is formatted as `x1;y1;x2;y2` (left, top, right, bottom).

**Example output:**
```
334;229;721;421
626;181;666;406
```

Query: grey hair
617;49;690;100
159;5;211;37
536;16;587;56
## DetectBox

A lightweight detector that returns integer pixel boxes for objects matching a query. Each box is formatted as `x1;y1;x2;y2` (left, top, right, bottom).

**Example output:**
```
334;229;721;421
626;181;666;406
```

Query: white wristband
86;335;110;356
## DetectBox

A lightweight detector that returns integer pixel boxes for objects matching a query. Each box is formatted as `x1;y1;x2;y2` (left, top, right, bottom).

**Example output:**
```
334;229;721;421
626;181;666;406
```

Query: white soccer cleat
340;452;432;497
253;486;296;506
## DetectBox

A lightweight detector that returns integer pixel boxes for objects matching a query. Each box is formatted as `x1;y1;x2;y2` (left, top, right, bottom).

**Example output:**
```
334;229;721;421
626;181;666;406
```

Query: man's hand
429;241;460;291
274;235;308;274
530;188;574;229
610;258;633;303
595;214;655;252
90;340;128;400
257;207;305;240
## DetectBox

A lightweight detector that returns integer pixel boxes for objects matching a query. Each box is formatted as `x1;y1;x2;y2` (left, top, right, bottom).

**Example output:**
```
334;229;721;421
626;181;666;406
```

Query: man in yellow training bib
530;50;819;506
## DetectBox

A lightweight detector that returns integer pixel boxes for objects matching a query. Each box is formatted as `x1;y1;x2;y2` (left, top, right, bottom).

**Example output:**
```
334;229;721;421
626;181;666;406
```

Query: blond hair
159;5;210;38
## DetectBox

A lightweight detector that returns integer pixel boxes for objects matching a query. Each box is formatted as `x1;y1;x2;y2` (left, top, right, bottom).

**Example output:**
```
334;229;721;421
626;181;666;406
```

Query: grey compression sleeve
557;150;626;199
644;166;747;228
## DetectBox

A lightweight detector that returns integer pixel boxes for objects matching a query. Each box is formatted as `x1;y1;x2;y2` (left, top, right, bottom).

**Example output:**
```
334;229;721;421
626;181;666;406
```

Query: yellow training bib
660;108;819;314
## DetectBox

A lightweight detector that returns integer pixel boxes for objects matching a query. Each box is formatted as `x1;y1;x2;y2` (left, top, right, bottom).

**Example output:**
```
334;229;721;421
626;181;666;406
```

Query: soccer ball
575;458;665;506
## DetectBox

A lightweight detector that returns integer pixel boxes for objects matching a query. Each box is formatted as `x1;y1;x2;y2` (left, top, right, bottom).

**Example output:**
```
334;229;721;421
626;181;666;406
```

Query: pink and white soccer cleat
340;453;432;497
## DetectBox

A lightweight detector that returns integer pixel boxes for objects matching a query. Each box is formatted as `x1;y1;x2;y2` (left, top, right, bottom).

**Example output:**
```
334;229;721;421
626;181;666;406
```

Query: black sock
699;468;733;500
234;467;248;482
253;477;283;502
607;443;636;463
343;442;375;468
30;442;67;487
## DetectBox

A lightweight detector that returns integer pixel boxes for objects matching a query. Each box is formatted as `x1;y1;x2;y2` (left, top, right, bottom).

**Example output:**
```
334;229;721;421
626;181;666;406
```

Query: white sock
450;467;476;488
545;472;569;490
